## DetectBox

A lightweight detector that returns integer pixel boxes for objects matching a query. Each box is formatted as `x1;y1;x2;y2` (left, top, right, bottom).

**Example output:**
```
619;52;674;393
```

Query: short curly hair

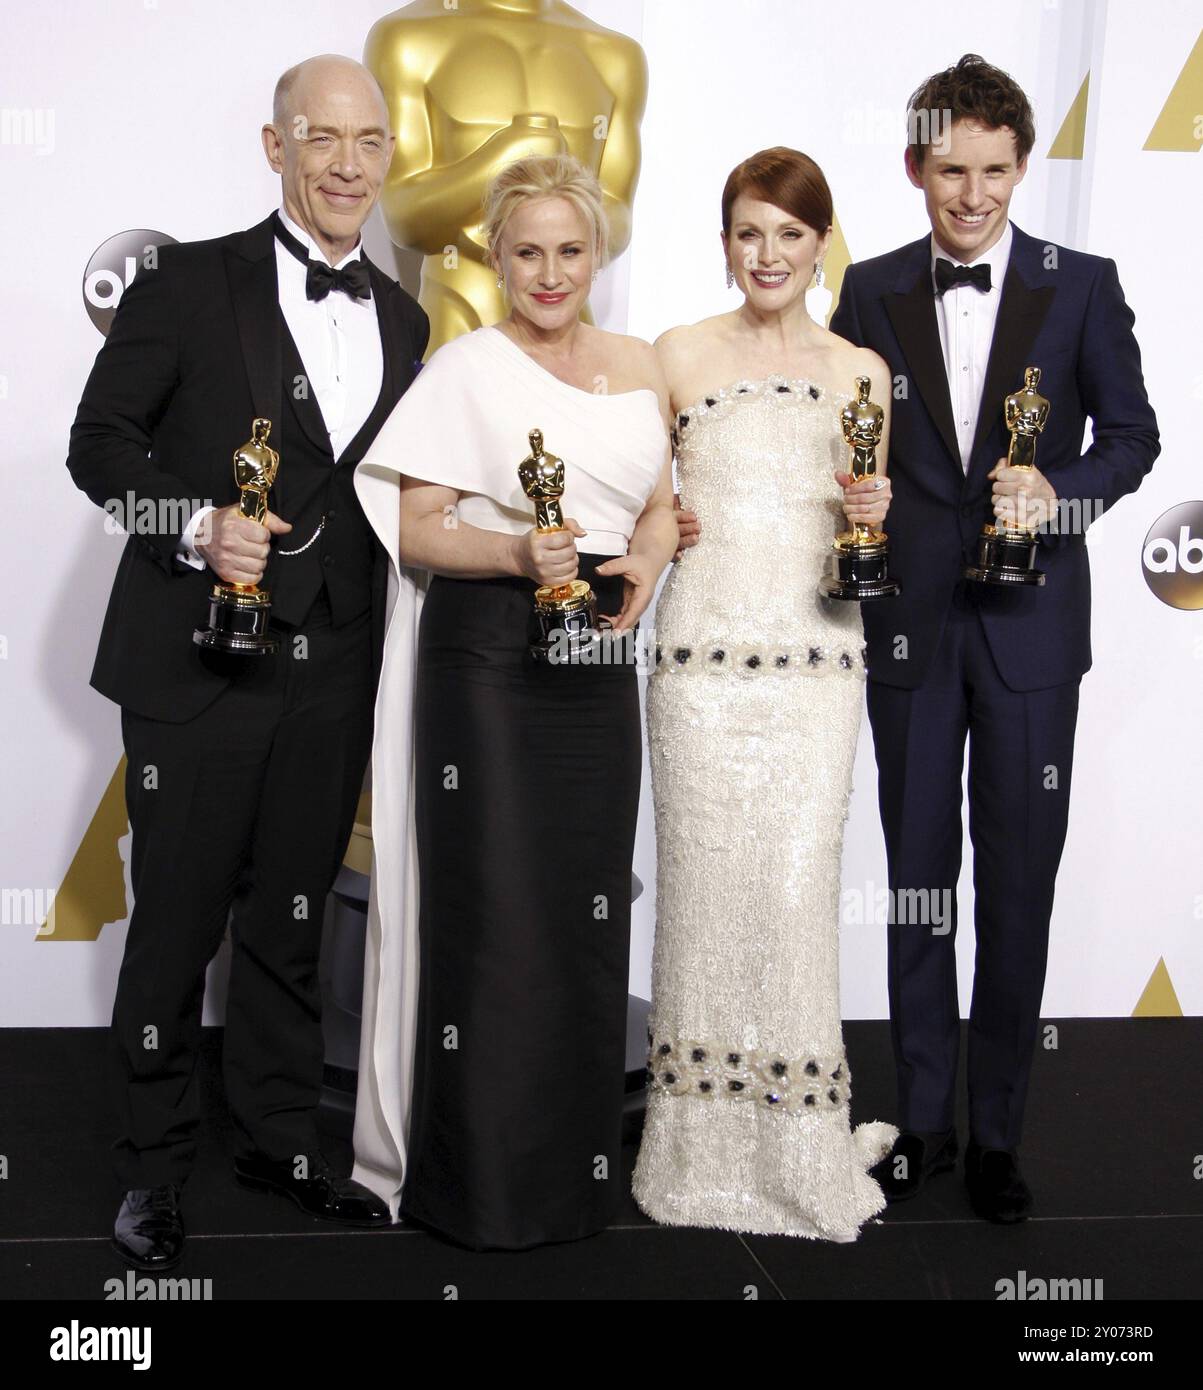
906;53;1036;169
483;153;609;271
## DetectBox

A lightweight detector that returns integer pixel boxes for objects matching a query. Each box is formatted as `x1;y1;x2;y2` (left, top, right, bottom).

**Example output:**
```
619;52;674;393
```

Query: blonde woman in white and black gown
352;155;677;1251
633;148;899;1240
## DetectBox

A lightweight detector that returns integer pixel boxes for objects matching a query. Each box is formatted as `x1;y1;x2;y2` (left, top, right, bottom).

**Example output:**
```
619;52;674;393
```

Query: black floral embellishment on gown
645;1038;852;1115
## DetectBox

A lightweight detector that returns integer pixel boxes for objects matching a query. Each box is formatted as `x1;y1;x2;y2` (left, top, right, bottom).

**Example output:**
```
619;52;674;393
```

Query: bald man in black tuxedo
68;55;428;1270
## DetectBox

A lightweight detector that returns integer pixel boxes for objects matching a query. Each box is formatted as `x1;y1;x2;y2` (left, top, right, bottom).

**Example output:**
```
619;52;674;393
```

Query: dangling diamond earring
725;264;735;289
496;274;504;290
806;258;832;327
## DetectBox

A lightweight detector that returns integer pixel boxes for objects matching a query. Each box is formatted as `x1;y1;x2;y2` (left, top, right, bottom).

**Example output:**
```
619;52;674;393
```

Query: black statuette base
820;544;901;602
964;529;1046;587
530;593;613;664
193;585;280;656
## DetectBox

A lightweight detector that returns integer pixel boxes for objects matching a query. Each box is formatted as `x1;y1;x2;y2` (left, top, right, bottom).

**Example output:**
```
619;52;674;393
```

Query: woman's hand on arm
595;389;678;633
594;343;679;632
593;473;675;634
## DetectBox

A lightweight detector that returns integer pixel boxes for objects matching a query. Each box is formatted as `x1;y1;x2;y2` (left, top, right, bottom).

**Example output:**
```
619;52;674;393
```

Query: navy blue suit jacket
829;222;1159;692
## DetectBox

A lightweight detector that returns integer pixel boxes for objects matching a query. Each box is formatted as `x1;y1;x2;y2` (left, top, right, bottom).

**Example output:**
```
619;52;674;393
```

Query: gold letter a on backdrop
1144;28;1203;151
38;759;128;941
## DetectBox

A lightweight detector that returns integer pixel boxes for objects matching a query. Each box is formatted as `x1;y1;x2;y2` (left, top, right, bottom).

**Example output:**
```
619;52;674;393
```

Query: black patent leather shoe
964;1141;1033;1223
233;1150;390;1226
869;1128;958;1201
112;1185;184;1271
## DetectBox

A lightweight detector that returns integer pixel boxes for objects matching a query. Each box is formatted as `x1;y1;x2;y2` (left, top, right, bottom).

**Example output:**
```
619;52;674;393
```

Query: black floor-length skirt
399;554;642;1250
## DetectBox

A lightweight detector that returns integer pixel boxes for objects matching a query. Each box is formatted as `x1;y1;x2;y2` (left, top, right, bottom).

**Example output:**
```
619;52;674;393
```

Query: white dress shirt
176;205;384;569
930;220;1013;473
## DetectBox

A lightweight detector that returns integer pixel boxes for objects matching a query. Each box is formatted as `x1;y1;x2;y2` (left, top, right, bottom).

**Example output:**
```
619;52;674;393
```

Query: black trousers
866;584;1081;1150
111;590;375;1187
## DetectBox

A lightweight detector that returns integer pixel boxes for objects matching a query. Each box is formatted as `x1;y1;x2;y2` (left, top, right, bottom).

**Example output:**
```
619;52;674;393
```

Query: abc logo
82;229;177;337
1142;501;1203;610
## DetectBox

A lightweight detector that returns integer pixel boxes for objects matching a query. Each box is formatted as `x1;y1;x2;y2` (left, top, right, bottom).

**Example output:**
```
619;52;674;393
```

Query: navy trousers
866;583;1081;1150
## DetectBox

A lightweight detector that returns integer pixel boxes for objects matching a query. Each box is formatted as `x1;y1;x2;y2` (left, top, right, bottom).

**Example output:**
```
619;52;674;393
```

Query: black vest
264;310;383;626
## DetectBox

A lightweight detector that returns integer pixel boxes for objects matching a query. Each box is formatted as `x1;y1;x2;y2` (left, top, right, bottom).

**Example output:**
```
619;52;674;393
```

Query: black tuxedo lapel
224;215;287;508
884;240;961;474
279;257;401;468
966;227;1057;482
280;313;336;461
338;260;403;467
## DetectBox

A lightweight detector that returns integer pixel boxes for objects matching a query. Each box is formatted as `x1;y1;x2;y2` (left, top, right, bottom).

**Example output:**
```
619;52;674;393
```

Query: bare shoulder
653;315;738;407
593;327;664;394
824;331;890;388
653;312;732;359
608;329;660;369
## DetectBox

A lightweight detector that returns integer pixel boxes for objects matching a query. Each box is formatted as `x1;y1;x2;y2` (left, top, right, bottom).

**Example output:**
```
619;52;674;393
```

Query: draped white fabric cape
349;324;666;1216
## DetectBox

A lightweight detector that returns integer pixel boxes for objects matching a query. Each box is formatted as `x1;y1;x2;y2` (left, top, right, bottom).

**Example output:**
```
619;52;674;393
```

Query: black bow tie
272;211;371;302
934;258;991;295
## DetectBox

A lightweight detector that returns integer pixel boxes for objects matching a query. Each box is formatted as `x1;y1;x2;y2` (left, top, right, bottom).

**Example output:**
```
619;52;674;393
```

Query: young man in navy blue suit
829;54;1158;1221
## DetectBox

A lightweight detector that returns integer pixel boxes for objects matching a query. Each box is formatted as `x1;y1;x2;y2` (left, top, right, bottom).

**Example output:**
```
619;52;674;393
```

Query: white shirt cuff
175;505;216;571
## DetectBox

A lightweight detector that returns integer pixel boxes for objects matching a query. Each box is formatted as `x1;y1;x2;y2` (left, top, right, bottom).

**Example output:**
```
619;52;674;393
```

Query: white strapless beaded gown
632;376;897;1241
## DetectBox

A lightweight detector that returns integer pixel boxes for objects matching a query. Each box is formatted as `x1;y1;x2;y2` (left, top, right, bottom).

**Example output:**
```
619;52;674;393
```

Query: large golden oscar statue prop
364;0;648;351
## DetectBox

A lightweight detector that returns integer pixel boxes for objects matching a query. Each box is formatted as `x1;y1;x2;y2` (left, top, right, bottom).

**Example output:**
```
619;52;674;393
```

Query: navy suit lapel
966;225;1057;483
884;238;962;473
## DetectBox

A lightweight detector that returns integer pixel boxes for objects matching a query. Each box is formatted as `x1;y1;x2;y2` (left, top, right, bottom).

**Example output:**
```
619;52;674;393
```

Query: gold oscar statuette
365;1;647;353
965;366;1050;586
819;375;900;600
518;427;610;663
192;417;281;655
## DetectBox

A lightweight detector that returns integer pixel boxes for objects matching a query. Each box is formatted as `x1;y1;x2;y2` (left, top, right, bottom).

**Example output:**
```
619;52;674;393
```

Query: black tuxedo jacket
830;223;1159;692
67;212;428;722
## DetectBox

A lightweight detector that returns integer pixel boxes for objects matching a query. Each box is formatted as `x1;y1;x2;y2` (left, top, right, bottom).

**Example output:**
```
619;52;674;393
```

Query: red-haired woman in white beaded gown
633;149;899;1240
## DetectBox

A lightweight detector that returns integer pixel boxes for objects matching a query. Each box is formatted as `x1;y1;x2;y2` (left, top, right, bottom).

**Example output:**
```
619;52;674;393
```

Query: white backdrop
1;0;1198;1026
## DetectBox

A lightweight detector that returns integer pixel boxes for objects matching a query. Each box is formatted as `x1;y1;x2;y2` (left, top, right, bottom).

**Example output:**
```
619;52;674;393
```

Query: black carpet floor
1;1021;1199;1302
